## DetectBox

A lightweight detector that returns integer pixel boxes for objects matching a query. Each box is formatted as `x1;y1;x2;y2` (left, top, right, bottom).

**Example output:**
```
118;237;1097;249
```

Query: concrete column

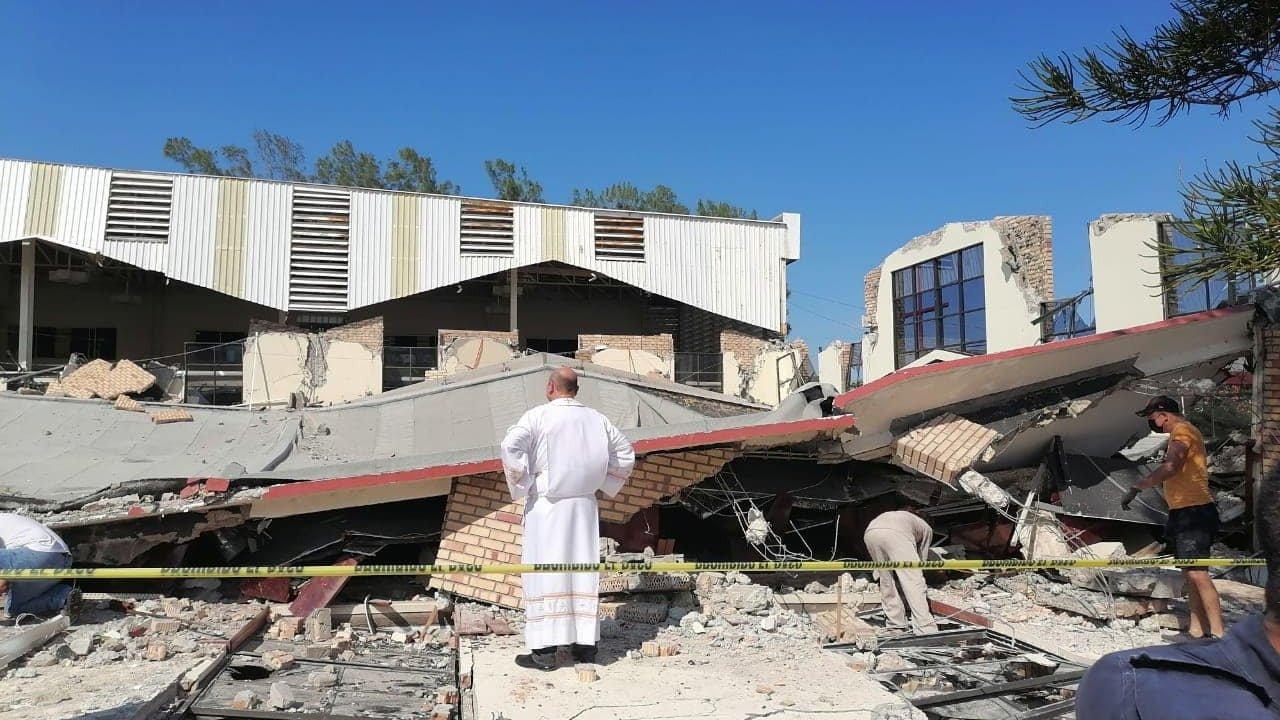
508;269;518;335
17;240;34;370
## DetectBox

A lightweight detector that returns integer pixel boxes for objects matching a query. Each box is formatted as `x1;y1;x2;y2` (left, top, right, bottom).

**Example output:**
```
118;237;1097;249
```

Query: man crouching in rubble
1121;395;1225;639
1077;465;1280;718
500;367;635;670
0;513;80;618
864;505;938;634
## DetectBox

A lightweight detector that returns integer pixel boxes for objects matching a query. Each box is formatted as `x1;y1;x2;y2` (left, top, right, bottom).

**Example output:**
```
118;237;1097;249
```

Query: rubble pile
6;597;260;676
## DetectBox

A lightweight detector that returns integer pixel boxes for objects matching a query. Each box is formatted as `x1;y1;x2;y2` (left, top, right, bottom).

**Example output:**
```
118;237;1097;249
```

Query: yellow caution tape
0;557;1266;581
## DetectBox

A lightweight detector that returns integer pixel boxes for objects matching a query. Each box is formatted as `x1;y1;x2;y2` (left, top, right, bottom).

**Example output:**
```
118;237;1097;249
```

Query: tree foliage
697;199;759;220
485;159;544;202
163;133;757;216
1012;0;1280;285
163;132;460;194
571;182;758;218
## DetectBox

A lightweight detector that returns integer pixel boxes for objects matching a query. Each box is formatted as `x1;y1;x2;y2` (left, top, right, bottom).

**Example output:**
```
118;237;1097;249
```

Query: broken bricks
640;641;680;658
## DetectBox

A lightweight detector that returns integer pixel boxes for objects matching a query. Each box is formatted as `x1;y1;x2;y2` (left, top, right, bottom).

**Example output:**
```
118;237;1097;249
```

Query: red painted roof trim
259;415;856;501
835;305;1251;409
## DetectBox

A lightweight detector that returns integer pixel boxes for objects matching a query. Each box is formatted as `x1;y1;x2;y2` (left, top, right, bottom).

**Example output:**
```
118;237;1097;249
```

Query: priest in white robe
500;366;635;670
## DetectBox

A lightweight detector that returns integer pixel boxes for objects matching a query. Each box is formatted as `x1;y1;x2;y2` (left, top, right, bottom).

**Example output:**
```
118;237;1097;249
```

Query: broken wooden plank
287;557;357;617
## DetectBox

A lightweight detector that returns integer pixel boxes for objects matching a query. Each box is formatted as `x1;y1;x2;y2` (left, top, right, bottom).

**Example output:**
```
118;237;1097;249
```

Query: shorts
1165;503;1219;563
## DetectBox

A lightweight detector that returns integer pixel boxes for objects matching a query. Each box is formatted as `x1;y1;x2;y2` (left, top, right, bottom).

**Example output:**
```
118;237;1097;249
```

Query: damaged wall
1089;214;1170;333
243;317;383;406
861;217;1053;382
818;341;856;392
576;334;674;379
430;448;735;608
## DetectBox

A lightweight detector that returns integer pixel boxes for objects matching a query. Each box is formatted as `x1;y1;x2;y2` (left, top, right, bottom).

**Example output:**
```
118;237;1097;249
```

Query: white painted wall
818;342;848;392
1089;214;1168;333
861;222;1043;382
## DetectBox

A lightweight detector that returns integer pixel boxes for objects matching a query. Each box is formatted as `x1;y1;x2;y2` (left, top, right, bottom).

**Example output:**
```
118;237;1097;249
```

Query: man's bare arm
1135;440;1188;490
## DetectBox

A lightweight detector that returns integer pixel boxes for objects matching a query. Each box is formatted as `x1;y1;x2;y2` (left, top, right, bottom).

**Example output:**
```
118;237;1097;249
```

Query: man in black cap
1076;465;1280;718
1121;395;1224;639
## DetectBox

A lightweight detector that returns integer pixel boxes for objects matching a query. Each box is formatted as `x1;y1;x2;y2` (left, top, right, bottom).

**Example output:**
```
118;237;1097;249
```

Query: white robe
500;397;635;651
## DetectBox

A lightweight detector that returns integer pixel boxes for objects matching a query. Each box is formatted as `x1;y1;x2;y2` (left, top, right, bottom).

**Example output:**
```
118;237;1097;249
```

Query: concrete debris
149;407;193;424
231;689;261;710
268;681;297;709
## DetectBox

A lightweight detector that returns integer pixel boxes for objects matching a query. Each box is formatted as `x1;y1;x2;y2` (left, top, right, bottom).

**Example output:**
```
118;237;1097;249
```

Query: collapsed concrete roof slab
0;394;298;505
836;306;1253;464
2;353;852;519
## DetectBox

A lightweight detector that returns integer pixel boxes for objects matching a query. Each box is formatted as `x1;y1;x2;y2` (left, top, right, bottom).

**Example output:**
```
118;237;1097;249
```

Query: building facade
0;159;803;403
858;212;1268;384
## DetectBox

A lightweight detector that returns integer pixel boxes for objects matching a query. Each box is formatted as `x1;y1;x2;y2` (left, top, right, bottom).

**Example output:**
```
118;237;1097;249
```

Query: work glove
1120;487;1140;511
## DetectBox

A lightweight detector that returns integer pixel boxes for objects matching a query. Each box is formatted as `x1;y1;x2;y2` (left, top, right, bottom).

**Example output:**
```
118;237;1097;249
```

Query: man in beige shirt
864;507;938;634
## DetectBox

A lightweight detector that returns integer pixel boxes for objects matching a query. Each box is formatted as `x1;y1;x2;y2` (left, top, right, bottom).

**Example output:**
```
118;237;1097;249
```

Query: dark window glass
942;315;962;347
891;243;986;368
893;269;913;298
937;253;960;286
940;283;961;315
1161;223;1258;317
962;278;984;310
34;327;57;358
916;263;936;293
961;246;983;279
963;311;985;346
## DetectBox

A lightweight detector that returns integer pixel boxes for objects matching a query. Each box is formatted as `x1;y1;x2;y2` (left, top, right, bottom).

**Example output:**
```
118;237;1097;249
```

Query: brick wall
720;329;772;369
438;329;517;348
863;265;882;329
323;316;383;353
575;333;674;362
995;215;1055;303
892;413;1000;485
429;448;735;608
1261;324;1280;479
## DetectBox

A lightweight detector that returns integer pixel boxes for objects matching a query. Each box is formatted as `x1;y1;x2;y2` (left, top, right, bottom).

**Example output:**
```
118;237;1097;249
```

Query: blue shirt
1076;615;1280;719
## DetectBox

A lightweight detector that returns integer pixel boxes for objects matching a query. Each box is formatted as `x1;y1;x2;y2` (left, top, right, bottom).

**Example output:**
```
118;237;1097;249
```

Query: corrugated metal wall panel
0;160;792;330
242;181;290;310
23;163;62;238
0;160;33;241
54;164;110;252
421;196;462;289
212;179;249;298
391;194;422;299
349;190;392;308
591;214;787;332
165;175;218;290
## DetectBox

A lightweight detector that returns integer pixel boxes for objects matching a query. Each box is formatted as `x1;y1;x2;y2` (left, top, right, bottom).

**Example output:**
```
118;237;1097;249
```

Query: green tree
385;148;459;194
696;199;759;220
570;182;690;214
162;132;459;193
1012;0;1280;286
485;159;544;202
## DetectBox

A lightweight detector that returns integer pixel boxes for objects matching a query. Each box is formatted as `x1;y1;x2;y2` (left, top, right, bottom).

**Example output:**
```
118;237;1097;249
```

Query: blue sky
1;2;1268;350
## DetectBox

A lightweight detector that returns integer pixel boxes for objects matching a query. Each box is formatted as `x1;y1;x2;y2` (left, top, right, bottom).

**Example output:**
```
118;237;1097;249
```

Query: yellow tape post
0;557;1266;581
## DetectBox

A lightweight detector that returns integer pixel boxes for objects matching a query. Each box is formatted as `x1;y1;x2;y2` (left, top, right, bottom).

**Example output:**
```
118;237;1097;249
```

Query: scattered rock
804;581;828;593
10;668;37;679
308;669;339;688
760;616;778;632
145;642;170;661
231;690;260;710
302;644;332;660
66;631;96;657
262;651;296;671
726;584;772;614
756;684;774;695
268;682;297;709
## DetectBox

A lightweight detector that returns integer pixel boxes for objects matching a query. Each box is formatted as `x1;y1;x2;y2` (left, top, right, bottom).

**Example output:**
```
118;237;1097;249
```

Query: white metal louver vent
593;213;645;260
106;172;173;242
460;201;515;256
289;186;350;311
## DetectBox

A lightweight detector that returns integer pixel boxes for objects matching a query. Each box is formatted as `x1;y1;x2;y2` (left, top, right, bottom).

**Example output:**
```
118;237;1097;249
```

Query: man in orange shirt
1121;395;1224;638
